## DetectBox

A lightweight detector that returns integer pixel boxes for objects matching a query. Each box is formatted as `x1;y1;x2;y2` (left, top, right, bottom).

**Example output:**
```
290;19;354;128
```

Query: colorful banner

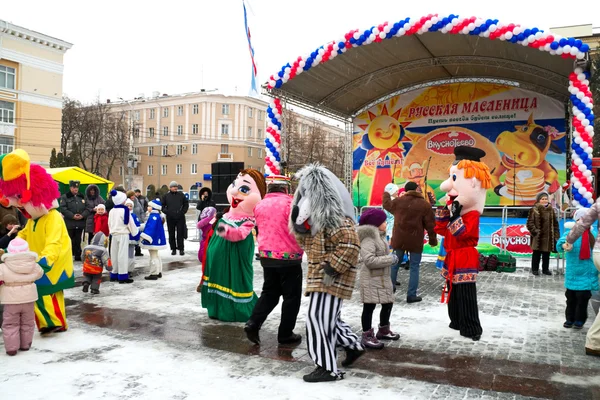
353;83;567;207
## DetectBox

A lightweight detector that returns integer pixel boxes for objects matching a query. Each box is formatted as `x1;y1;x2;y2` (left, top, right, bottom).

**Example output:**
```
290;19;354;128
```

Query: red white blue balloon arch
263;14;594;207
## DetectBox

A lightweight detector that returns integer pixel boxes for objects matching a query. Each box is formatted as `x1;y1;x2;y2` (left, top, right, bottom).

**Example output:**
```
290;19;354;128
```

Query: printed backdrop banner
352;83;567;207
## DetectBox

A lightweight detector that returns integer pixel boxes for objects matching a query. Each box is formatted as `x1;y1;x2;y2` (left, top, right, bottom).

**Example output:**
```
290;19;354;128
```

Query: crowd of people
2;146;600;384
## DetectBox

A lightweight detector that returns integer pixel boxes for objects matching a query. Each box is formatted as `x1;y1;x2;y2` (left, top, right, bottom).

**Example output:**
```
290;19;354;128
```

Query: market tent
46;167;114;199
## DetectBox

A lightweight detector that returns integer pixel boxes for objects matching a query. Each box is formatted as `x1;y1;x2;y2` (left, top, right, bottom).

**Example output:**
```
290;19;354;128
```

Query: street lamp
118;97;135;189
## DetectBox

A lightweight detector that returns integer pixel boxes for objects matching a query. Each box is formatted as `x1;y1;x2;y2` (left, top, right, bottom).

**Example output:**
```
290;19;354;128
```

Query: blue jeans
390;249;403;291
394;251;422;298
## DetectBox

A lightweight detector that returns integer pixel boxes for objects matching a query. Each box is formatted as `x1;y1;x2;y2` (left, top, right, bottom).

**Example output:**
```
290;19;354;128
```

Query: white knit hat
96;204;106;210
125;199;134;207
7;237;29;254
149;199;162;211
111;189;127;205
574;207;589;222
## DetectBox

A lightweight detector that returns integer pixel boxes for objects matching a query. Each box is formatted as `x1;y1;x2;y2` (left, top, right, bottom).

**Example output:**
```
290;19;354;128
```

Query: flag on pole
243;1;258;96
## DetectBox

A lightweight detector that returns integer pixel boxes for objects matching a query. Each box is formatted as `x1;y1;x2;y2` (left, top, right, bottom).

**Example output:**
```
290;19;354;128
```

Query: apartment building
109;92;347;198
0;20;72;164
109;93;270;197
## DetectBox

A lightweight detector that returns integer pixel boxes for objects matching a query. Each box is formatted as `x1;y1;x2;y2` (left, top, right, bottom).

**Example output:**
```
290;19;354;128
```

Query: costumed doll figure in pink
434;146;491;341
201;169;266;322
0;149;74;334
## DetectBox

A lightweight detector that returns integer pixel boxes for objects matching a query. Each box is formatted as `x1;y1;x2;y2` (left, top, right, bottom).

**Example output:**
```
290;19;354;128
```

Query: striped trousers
306;292;363;374
34;291;68;331
447;282;482;337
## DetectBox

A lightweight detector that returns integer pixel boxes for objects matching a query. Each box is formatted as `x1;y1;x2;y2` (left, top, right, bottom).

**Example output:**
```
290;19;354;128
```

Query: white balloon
563;44;572;52
379;32;386;39
556;47;564;55
583;80;590;86
384;25;392;33
398;28;406;36
585;125;594;133
574;181;583;189
573;131;581;139
452;18;458;25
573;200;581;207
575;67;584;74
353;31;360;40
586;147;594;154
574;137;583;144
483;31;490;38
468;23;475;30
316;55;322;62
584;170;593;178
544;44;551;51
583;120;590;127
577;73;586;81
579;164;587;172
577;92;585;100
431;16;439;24
489;24;497;32
585;192;593;200
505;31;513;40
579;187;587;195
581;142;589;149
372;28;380;35
574;158;583;166
369;33;376;41
462;27;469;34
535;32;543;39
577;52;586;60
577;113;585;121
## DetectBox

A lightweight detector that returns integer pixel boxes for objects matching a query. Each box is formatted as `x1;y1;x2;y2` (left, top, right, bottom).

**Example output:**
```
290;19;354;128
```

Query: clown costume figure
290;164;364;383
434;146;491;342
141;199;168;280
0;149;74;334
201;169;266;322
108;190;139;284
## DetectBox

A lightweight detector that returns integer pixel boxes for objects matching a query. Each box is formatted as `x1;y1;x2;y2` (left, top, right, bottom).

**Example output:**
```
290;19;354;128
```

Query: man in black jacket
59;180;89;261
196;187;216;217
162;181;189;255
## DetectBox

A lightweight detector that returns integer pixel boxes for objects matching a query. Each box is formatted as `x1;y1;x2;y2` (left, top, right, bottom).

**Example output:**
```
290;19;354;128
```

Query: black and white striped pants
306;292;363;374
448;282;483;337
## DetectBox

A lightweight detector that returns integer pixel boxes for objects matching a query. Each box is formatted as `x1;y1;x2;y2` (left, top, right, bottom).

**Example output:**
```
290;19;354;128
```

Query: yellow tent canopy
46;167;114;199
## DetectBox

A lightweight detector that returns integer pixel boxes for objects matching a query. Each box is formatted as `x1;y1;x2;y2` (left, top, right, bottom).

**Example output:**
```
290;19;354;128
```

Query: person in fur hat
0;238;44;355
290;164;364;383
141;199;167;280
0;149;74;334
357;208;400;350
434;146;491;341
527;191;560;276
108;190;139;284
556;208;598;329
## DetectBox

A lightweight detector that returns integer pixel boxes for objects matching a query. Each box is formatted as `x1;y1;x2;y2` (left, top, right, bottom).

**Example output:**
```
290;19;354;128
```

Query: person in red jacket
434;146;491;342
93;204;109;236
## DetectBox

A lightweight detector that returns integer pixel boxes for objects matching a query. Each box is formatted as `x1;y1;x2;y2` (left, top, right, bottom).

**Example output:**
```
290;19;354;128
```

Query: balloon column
264;14;593;202
265;98;282;175
569;67;595;208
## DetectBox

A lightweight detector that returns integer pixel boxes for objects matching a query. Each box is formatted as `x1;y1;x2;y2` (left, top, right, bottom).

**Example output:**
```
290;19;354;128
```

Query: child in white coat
108;190;139;284
0;238;44;355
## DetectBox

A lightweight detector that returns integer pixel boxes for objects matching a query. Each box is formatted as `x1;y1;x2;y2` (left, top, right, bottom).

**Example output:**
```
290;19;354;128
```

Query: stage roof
266;32;576;120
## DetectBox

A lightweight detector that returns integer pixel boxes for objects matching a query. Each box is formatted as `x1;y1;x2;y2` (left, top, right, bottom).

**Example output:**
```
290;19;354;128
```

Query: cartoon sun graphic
359;105;410;151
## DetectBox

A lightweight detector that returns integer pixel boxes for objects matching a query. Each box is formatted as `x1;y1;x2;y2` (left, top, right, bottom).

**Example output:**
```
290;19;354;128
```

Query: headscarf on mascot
0;149;74;333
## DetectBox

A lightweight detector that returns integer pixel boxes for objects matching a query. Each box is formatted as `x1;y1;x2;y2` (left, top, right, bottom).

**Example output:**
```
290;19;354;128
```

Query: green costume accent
201;217;257;322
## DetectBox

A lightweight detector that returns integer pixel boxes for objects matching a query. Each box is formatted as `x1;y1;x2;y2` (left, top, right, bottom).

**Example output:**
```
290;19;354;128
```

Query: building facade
109;93;346;199
0;20;72;164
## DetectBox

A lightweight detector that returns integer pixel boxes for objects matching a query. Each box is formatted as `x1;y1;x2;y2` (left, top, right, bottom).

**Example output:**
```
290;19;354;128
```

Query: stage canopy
268;32;577;120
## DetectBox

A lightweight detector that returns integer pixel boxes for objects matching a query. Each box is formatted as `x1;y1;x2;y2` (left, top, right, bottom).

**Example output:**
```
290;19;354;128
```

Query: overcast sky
3;0;600;103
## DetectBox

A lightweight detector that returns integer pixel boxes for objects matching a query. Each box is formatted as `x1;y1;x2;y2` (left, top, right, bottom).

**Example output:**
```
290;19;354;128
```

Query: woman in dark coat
526;192;560;276
84;184;105;244
196;187;216;217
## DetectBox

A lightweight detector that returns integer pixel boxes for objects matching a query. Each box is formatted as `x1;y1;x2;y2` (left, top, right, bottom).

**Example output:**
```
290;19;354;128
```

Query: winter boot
6;350;16;356
278;333;302;345
157;273;162;279
244;321;261;345
303;366;338;383
564;321;574;328
376;324;400;341
361;328;384;349
82;282;90;293
144;275;159;281
341;346;365;367
118;279;134;284
574;321;584;329
91;289;100;295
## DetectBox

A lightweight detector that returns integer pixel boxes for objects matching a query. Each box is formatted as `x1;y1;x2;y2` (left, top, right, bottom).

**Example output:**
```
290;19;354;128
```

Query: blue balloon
550;41;559;50
559;38;567;46
575;39;583;48
486;19;492;24
275;81;282;89
531;28;538;34
517;33;525;41
524;29;531;36
568;38;575;46
510;36;519;43
574;192;582;201
582;42;590;51
581;152;589;161
339;42;346;49
471;28;480;35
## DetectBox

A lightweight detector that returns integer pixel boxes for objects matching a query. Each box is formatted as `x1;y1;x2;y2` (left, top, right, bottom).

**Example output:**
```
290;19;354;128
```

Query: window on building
222;104;230;115
119;166;124;176
247;147;253;157
177;106;183;116
0;138;14;154
148;146;154;156
248;107;253;118
148;165;154;176
163;107;169;118
149;108;155;119
176;145;183;155
0;101;15;124
134;147;139;155
162;165;168;176
177;125;183;136
191;163;198;174
258;128;263;139
162;145;168;156
176;164;182;175
221;144;229;153
192;124;198;134
258;110;263;121
192;144;198;154
192;104;199;114
258;149;263;159
220;124;229;135
163;126;168;136
247;127;253;137
133;126;140;138
133;111;140;121
0;66;16;90
149;127;155;138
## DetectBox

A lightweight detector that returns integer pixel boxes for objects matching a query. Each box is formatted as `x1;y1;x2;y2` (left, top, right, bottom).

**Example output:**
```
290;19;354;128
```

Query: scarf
114;204;130;225
579;228;596;260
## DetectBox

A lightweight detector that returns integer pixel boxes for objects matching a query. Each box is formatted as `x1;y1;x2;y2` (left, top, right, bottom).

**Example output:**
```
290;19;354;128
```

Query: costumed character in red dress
434;146;491;341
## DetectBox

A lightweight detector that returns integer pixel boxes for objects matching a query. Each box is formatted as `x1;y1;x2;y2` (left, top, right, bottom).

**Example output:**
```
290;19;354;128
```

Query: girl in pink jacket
0;238;44;356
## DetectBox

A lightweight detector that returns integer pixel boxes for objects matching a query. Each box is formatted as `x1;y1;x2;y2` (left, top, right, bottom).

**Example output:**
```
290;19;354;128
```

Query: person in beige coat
0;238;44;356
357;208;400;350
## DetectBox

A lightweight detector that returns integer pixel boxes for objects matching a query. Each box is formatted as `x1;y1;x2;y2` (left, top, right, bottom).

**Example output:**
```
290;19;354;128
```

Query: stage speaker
231;162;244;175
